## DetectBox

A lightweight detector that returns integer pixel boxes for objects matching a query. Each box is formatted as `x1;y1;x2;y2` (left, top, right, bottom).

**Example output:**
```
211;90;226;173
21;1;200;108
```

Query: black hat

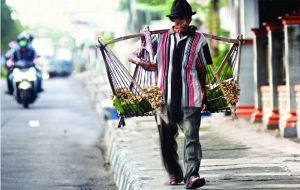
166;0;196;18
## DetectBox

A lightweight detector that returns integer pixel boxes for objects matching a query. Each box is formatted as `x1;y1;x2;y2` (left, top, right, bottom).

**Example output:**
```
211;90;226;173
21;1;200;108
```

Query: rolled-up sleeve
198;41;213;66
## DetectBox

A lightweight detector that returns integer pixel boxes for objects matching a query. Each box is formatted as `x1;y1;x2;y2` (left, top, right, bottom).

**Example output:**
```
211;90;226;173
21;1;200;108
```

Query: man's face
172;16;192;33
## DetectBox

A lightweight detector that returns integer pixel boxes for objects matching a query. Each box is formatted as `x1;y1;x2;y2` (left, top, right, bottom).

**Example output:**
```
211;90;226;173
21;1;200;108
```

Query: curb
104;118;161;190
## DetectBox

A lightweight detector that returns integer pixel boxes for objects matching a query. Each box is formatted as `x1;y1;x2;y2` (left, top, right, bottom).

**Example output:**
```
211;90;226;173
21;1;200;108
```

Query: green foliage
113;96;153;116
219;0;229;7
101;32;115;42
206;88;229;112
1;66;8;78
137;0;167;6
1;0;24;53
99;32;115;48
163;0;176;15
205;42;233;112
206;43;232;85
212;44;230;67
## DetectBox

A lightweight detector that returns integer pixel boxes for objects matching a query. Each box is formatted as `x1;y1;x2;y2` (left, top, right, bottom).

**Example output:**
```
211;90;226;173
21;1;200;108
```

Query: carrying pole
104;29;240;45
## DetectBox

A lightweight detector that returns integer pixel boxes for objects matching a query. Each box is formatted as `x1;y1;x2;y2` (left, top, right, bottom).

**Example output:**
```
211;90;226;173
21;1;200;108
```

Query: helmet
17;31;34;43
17;31;30;40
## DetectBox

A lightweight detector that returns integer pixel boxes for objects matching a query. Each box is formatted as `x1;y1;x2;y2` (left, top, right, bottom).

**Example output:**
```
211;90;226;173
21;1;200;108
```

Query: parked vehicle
12;61;38;108
48;59;73;77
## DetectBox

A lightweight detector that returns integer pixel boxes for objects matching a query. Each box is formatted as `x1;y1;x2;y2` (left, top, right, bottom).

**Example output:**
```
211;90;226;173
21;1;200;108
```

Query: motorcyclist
7;33;43;95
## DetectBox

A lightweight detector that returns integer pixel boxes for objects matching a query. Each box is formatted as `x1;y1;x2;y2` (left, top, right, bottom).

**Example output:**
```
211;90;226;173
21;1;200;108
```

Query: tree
1;0;24;53
119;0;173;33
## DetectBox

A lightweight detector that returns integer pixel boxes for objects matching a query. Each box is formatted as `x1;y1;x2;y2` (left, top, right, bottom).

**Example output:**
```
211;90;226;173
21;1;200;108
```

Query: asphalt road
1;76;116;190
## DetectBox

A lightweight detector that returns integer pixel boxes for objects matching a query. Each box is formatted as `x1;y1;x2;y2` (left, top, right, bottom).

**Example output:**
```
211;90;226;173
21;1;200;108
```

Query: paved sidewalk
77;71;300;189
104;115;300;190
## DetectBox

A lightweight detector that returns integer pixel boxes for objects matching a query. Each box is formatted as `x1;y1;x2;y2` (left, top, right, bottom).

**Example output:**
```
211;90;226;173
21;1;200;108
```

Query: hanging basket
97;30;163;118
96;28;244;118
205;41;242;113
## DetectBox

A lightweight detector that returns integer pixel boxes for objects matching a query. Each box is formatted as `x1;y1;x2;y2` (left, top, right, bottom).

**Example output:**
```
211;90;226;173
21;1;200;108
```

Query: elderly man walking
129;0;213;189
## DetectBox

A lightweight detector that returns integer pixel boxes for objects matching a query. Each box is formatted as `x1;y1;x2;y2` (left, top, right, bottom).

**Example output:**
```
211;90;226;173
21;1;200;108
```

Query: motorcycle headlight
13;68;24;82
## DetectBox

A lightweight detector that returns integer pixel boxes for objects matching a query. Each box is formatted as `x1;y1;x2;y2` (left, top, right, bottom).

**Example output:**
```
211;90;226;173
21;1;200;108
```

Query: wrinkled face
172;16;192;33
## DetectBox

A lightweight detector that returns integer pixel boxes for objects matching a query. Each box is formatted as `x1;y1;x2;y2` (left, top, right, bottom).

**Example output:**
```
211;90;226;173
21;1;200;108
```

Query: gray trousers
156;106;202;181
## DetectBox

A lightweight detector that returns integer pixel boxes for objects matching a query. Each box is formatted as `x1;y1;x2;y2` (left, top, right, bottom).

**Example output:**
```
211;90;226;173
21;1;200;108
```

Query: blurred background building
1;0;300;137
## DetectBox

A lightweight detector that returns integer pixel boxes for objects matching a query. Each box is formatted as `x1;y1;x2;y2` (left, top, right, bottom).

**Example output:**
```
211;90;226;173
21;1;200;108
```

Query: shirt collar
168;25;197;35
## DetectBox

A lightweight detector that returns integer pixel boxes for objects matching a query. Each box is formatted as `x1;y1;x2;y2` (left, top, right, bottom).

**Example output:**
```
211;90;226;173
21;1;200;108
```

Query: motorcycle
11;61;38;108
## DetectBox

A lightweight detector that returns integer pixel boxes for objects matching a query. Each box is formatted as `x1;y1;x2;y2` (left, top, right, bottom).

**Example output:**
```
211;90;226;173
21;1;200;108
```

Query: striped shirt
152;26;212;108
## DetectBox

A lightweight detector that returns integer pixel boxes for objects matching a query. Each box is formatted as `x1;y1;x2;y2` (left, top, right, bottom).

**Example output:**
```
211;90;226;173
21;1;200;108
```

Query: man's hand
139;59;157;71
128;51;156;71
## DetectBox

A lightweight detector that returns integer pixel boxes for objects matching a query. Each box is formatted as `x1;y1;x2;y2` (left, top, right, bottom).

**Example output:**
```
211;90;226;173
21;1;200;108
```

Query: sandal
165;176;183;185
186;176;206;189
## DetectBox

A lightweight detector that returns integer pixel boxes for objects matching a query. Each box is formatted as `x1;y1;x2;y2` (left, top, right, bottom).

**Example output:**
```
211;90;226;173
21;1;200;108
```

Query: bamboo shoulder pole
104;29;240;45
203;33;239;44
